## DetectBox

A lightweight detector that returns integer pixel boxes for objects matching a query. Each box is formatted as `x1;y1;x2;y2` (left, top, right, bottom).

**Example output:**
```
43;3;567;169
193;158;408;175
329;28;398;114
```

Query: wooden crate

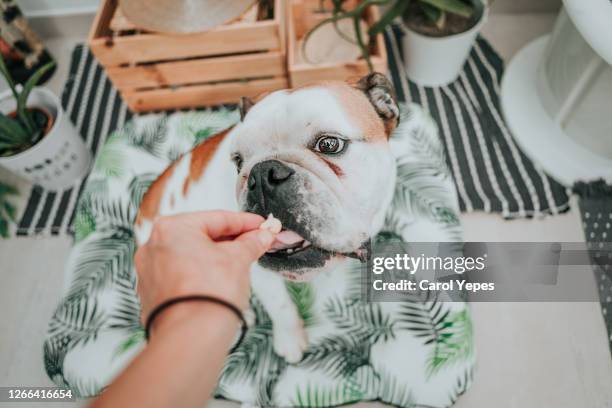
88;0;288;112
288;0;387;87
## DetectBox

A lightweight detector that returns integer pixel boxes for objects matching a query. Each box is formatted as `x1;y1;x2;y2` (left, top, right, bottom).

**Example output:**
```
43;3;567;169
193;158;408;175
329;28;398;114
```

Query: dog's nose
246;160;295;213
248;159;294;191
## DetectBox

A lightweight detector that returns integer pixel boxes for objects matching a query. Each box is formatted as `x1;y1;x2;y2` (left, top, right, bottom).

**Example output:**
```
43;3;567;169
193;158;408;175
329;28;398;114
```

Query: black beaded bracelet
144;295;247;350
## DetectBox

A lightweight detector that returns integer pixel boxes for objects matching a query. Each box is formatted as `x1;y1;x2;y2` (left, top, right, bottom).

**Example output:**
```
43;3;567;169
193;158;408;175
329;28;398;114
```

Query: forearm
90;303;240;408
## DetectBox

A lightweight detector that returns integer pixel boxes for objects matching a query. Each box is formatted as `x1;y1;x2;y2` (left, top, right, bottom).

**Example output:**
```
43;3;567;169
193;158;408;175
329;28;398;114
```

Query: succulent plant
0;52;55;157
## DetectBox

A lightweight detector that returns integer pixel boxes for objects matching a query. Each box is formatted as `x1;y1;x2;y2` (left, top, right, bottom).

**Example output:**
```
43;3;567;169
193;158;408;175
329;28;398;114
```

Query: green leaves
113;329;145;358
94;135;126;178
73;206;96;242
65;230;135;301
293;381;364;407
126;117;167;157
376;370;418;407
399;297;474;377
128;172;157;210
0;112;31;156
426;309;474;376
17;61;56;134
285;281;317;327
300;297;393;381
48;296;106;349
369;0;411;36
302;333;371;379
194;127;214;145
399;293;450;344
325;297;396;344
422;3;444;27
0;181;18;238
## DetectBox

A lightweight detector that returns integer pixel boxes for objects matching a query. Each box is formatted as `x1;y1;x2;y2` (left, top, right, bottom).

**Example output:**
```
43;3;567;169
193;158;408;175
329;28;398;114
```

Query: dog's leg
250;265;307;363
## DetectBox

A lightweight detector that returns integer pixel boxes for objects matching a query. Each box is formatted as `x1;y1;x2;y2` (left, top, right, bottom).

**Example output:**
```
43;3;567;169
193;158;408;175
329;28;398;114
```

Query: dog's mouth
265;229;371;262
266;230;313;256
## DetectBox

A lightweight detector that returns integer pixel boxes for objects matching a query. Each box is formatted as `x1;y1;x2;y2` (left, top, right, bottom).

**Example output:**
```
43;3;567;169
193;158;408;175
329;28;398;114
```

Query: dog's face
230;73;400;280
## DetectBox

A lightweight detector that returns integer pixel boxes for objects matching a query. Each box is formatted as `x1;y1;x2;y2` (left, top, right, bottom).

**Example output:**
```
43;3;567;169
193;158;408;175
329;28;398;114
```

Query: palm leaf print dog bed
44;104;475;407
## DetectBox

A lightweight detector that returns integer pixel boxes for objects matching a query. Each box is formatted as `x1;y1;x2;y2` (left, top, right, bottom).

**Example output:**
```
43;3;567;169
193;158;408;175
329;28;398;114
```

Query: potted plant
394;0;487;86
0;54;91;190
0;180;17;238
306;0;488;86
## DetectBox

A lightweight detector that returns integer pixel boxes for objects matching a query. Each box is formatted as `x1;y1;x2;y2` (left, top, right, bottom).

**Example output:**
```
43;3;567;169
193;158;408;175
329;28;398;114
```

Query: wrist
148;299;242;338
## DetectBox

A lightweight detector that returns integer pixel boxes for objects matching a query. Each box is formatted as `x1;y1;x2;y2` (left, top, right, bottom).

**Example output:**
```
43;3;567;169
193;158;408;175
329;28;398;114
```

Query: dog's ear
239;96;255;121
354;72;400;135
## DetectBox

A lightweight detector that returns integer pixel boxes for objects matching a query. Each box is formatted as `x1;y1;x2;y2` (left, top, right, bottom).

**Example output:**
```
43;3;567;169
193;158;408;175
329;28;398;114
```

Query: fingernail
257;230;274;247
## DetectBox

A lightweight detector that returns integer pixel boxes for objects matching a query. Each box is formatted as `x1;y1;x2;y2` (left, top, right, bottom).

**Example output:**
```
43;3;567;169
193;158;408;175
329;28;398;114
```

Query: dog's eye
313;136;346;155
231;153;243;173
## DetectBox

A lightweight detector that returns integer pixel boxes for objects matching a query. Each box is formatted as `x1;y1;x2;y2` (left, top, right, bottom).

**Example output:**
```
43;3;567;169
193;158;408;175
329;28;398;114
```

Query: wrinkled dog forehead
231;84;387;153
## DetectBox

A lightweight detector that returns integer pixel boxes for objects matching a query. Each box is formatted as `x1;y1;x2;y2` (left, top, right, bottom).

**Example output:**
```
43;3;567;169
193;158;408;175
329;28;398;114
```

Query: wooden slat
109;6;135;31
122;77;289;112
290;57;386;87
292;1;306;39
88;0;116;42
287;0;297;83
106;52;285;90
91;20;280;66
276;0;286;57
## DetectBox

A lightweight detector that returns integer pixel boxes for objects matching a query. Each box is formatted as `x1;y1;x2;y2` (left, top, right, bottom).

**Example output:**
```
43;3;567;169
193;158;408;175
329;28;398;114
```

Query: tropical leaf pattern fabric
44;104;475;407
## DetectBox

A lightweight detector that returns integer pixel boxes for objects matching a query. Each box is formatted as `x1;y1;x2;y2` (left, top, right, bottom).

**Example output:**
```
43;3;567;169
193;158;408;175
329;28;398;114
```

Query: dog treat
260;213;282;234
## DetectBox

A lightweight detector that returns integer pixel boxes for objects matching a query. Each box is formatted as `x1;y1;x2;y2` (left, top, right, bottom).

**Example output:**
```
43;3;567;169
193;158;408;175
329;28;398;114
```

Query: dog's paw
272;323;308;364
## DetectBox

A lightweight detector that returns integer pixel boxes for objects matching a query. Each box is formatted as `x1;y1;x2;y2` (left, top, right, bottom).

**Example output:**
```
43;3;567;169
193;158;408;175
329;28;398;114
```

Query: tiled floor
1;11;611;408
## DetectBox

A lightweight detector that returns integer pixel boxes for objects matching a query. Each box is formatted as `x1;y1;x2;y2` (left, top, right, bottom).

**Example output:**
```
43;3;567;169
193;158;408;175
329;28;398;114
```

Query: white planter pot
400;5;488;87
0;87;91;190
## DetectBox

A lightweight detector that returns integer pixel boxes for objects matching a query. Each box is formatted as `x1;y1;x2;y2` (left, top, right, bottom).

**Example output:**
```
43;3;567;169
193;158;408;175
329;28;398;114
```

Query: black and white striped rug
385;27;570;217
14;33;571;237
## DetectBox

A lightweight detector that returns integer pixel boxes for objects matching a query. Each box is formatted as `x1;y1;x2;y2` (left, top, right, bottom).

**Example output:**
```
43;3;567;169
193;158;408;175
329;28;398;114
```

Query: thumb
229;229;275;263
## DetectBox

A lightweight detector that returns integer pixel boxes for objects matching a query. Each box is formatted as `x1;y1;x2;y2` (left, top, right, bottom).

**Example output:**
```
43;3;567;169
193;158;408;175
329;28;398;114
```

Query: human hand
134;211;275;332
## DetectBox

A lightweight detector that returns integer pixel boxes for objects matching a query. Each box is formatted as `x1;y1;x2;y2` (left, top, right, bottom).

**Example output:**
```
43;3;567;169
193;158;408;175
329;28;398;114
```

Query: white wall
18;0;99;17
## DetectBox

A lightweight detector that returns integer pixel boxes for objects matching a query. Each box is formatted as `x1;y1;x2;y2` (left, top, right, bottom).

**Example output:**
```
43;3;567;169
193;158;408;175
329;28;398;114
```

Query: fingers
225;229;275;264
201;211;265;239
169;210;265;240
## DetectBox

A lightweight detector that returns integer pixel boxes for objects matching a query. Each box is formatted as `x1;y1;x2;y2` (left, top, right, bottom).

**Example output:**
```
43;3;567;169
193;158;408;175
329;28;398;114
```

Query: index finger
171;210;265;240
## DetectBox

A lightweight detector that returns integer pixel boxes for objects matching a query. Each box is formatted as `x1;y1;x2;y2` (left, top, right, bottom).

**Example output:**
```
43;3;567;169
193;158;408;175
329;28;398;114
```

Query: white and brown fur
135;73;401;363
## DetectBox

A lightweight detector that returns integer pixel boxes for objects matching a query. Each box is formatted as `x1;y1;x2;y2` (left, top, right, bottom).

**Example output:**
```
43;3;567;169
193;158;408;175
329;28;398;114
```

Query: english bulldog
134;72;400;363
